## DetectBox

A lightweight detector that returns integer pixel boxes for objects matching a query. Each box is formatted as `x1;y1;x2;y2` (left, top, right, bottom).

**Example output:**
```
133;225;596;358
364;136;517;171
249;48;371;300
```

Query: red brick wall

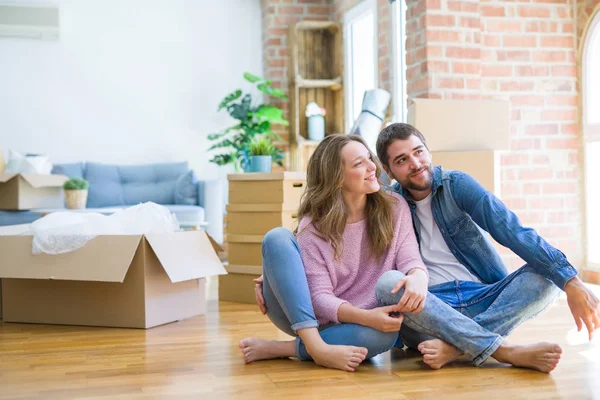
260;0;596;279
402;0;584;271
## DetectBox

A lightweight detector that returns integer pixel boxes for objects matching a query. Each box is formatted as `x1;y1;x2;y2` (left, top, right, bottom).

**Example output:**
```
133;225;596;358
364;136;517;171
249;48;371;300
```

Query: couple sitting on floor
239;123;600;373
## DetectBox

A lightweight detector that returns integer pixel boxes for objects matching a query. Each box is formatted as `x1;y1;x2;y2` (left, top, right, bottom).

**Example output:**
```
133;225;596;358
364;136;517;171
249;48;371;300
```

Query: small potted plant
63;178;89;209
248;136;283;173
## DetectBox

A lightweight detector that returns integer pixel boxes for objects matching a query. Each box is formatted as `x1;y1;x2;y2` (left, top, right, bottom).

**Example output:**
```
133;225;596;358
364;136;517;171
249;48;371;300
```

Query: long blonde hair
295;134;397;259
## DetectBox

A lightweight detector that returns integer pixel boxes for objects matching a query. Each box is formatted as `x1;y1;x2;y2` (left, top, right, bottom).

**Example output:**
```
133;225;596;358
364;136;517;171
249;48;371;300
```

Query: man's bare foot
417;339;462;370
493;342;563;373
239;338;295;363
307;343;369;372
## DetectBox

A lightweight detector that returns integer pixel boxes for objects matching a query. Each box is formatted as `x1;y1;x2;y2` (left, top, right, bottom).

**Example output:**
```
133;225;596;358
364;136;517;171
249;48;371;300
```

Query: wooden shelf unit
288;20;344;171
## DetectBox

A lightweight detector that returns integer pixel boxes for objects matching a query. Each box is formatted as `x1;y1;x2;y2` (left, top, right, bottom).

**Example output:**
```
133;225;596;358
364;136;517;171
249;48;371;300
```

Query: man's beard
399;164;433;191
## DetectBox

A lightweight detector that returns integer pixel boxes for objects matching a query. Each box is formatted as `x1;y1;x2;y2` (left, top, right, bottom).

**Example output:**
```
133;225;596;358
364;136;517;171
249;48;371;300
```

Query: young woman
240;134;561;373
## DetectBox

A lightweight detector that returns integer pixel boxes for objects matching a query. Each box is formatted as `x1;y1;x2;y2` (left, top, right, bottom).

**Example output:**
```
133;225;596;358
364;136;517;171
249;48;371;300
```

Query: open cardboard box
0;226;227;328
0;174;68;210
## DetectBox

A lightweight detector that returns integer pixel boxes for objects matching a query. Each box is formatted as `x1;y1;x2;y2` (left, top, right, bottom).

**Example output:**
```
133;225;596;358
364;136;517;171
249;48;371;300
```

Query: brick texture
403;0;587;272
260;0;599;280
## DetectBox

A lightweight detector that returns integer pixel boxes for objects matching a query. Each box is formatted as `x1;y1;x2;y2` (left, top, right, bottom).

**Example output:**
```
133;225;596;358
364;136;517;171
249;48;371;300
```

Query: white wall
0;0;263;180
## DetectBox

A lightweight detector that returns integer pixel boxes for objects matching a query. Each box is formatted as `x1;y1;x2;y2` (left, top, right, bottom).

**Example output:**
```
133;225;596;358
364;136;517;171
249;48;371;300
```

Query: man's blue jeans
378;267;561;351
261;228;559;366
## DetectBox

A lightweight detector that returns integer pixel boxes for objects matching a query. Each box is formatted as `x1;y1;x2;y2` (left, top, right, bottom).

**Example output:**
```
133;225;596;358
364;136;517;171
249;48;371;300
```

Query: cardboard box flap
0;173;17;183
21;174;68;188
145;230;227;283
0;234;143;282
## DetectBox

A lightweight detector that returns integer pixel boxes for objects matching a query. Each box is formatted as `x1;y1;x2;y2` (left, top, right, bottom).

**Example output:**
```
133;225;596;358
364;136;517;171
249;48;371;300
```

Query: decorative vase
308;115;325;141
250;155;272;173
65;189;88;209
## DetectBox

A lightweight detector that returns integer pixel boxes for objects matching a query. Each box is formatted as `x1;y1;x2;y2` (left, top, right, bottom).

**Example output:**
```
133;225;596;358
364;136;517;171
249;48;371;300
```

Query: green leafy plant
208;72;288;171
63;178;89;191
248;135;283;165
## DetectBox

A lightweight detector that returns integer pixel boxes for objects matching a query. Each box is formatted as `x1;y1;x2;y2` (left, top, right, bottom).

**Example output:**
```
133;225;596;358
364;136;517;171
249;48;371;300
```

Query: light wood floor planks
0;279;599;400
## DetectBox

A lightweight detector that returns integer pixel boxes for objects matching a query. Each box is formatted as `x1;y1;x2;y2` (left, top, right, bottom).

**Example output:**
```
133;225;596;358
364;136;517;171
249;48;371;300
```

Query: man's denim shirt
393;166;578;289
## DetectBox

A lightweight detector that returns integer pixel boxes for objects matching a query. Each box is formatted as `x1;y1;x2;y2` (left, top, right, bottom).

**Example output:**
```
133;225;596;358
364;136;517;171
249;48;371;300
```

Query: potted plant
208;72;288;171
248;136;282;173
63;178;89;209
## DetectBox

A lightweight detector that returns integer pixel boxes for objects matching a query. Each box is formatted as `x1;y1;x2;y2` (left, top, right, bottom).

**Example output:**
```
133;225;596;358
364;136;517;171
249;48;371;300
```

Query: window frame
582;9;600;268
391;0;407;123
343;0;379;132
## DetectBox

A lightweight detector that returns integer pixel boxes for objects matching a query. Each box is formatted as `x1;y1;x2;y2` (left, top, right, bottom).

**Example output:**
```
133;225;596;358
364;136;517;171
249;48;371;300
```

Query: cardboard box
407;99;510;152
0;174;68;210
218;264;261;304
226;204;298;236
0;229;227;328
228;234;263;266
228;172;307;206
432;150;501;195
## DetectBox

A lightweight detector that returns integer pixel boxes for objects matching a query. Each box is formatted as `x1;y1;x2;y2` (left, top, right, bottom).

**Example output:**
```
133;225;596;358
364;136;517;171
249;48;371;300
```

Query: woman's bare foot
307;343;369;372
493;342;563;373
239;338;368;372
239;338;295;363
417;339;462;370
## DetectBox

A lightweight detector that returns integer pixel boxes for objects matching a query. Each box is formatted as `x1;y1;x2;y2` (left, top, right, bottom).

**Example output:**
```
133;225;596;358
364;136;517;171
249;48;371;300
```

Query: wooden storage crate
288;21;344;171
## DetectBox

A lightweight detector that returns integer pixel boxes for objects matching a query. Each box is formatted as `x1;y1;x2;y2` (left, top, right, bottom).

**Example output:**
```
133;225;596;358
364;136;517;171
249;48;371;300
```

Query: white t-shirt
414;194;482;287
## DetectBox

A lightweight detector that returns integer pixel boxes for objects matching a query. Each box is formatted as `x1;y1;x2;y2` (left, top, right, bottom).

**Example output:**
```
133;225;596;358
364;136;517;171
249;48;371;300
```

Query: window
583;10;600;266
343;0;378;132
391;0;408;123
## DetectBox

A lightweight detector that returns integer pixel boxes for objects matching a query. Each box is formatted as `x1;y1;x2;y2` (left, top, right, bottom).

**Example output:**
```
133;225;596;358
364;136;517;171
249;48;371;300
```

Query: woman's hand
254;275;267;315
391;269;428;314
365;306;404;332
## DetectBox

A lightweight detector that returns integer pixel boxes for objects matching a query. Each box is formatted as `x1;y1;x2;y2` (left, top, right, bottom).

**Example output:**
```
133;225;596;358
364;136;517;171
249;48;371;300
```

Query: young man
375;122;600;368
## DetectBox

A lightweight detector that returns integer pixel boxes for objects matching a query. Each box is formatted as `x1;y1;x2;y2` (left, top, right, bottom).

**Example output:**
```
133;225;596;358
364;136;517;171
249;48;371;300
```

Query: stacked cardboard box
220;172;306;303
407;98;510;196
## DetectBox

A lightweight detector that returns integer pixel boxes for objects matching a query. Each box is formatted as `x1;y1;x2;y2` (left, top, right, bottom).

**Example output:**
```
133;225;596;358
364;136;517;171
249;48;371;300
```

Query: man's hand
565;277;600;340
391;268;429;313
254;275;267;315
365;305;404;332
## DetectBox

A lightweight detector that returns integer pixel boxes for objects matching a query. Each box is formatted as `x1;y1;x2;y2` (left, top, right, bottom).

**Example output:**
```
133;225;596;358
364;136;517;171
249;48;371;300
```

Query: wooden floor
1;279;599;400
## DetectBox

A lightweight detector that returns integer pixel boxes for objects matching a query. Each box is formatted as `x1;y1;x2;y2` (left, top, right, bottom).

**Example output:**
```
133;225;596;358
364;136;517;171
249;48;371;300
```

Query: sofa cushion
85;163;127;208
84;162;190;208
174;170;199;205
51;162;85;179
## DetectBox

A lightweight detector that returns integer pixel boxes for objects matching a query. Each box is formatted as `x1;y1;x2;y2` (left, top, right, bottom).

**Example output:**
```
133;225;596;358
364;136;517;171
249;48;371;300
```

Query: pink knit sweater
296;192;428;325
